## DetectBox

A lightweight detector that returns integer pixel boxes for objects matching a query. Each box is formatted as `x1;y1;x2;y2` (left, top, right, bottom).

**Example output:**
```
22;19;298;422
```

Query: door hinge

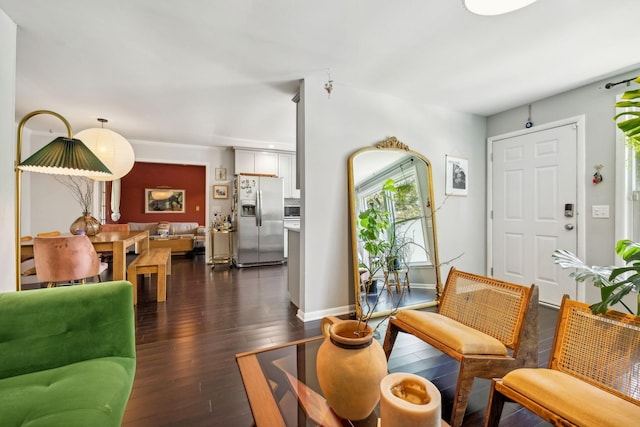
490;267;494;276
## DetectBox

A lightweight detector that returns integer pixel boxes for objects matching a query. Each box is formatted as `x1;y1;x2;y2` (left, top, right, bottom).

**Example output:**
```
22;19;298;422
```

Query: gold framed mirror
348;137;443;319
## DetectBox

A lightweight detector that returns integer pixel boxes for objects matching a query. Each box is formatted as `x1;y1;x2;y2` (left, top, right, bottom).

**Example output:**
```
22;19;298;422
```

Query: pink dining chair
33;235;108;287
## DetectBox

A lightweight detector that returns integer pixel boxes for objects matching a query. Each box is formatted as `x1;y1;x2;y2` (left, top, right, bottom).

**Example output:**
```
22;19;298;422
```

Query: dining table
21;229;150;282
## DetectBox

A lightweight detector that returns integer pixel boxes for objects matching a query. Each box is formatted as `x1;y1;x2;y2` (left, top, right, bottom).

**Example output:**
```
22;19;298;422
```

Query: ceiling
2;0;639;151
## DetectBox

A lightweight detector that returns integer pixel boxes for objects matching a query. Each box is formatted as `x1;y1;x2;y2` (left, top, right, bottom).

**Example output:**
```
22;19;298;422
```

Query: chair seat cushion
502;368;640;427
0;356;135;427
396;310;508;355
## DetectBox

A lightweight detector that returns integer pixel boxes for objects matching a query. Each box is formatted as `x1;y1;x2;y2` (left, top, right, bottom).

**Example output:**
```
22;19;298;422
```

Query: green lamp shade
18;137;112;177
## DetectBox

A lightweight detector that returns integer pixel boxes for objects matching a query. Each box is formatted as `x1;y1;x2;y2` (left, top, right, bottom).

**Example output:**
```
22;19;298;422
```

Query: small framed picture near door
215;168;227;181
445;155;468;196
213;185;228;199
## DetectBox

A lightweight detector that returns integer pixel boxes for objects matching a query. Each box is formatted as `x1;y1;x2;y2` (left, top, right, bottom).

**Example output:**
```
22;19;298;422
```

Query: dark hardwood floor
111;255;556;426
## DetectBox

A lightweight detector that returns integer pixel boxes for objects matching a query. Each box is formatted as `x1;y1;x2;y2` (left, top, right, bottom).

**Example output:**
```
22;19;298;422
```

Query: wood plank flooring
114;255;557;426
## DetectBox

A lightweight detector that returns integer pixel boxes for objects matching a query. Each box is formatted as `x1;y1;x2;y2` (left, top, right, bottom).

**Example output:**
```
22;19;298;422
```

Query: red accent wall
107;162;206;225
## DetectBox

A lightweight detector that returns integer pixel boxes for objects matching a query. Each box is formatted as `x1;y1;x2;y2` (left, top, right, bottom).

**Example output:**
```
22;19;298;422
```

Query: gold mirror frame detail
348;137;443;320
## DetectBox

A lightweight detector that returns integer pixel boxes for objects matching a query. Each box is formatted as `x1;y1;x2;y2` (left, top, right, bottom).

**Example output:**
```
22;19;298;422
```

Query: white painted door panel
492;124;577;305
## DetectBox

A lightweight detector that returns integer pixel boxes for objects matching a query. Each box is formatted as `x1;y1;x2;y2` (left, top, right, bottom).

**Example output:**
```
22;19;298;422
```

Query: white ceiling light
463;0;537;16
75;118;135;181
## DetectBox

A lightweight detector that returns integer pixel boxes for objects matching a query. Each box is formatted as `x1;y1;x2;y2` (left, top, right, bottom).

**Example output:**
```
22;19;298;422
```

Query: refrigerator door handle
257;190;262;227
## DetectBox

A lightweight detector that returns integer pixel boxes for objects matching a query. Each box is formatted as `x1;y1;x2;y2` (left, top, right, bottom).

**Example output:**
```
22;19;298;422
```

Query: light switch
592;205;610;218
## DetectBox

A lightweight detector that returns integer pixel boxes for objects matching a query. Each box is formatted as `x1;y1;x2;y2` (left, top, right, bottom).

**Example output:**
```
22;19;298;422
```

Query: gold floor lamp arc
14;110;112;291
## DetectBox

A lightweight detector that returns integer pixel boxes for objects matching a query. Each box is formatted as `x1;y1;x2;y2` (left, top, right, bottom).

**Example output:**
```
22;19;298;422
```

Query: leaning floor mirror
348;137;443;320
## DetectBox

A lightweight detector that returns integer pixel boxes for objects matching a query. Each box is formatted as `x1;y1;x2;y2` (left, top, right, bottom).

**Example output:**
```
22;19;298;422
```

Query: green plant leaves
552;241;639;315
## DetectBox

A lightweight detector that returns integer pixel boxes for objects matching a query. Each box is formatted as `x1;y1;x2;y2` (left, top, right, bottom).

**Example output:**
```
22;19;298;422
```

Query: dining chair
33;235;108;287
19;232;60;287
20;257;42;287
99;223;132;263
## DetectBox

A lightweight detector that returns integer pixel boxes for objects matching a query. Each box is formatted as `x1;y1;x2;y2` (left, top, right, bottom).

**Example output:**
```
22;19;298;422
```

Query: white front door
490;122;579;305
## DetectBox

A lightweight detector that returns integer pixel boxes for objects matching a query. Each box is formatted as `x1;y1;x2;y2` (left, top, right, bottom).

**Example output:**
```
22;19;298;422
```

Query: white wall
298;73;487;320
0;10;16;293
487;69;640;304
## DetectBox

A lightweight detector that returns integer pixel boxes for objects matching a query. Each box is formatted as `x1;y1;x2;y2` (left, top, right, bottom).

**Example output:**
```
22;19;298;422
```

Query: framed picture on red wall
145;188;186;213
213;185;228;199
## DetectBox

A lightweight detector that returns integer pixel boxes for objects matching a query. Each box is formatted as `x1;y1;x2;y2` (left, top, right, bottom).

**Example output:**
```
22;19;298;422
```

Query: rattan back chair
383;268;538;427
485;296;640;426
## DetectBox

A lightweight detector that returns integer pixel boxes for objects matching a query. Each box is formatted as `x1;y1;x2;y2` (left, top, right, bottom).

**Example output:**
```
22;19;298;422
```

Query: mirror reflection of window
355;158;432;268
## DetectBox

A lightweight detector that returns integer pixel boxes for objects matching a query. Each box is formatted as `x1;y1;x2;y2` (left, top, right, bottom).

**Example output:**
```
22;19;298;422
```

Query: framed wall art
213;185;228;199
445;155;468;196
215;168;227;181
145;188;185;213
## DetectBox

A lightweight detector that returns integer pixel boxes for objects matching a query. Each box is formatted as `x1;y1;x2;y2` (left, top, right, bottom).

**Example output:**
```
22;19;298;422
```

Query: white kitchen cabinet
234;149;278;176
278;152;300;198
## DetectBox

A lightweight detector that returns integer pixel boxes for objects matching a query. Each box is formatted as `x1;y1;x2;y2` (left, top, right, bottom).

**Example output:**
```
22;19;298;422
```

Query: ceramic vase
316;316;388;421
70;213;101;236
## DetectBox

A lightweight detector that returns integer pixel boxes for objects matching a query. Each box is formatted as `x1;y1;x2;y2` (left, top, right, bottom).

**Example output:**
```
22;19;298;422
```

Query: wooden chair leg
484;380;507;427
382;319;400;360
450;368;476;427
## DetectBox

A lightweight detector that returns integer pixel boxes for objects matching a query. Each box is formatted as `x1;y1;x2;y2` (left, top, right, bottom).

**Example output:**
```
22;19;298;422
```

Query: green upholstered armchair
0;281;136;426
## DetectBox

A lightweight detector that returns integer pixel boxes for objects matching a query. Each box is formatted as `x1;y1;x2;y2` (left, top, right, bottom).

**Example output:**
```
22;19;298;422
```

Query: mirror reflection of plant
358;178;396;287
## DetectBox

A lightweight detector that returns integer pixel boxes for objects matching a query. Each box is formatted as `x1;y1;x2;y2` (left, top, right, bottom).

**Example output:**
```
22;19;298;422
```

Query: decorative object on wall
215;167;227;181
593;164;603;185
145;188;185;213
324;68;333;98
75;118;135;181
463;0;537;16
13;109;111;291
213;185;228;199
445;155;468;196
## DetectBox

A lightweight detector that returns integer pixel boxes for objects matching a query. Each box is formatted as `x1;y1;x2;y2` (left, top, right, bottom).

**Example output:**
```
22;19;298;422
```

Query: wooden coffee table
236;336;450;427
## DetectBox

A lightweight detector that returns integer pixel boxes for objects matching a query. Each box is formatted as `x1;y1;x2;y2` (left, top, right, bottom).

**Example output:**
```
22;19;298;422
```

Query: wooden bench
127;248;171;304
485;296;640;427
383;268;539;427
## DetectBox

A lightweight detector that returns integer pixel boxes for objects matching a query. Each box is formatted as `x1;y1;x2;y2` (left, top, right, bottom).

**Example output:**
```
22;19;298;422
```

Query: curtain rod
605;76;638;89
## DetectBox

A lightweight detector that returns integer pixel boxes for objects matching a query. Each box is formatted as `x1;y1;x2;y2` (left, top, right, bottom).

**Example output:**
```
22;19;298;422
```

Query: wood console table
149;236;194;254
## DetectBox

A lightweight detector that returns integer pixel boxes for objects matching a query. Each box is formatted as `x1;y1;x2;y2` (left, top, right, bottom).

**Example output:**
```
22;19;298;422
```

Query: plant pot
70;213;101;236
316;316;388;421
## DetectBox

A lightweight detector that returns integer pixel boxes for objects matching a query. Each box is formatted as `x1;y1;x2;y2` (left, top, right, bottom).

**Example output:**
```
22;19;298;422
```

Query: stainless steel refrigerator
233;175;285;267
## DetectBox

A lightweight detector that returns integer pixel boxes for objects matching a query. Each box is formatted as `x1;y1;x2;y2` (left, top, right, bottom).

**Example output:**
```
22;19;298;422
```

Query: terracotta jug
316;316;388;421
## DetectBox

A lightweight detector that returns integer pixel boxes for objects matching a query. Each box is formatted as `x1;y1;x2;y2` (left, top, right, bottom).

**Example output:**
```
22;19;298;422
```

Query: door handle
565;224;574;230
